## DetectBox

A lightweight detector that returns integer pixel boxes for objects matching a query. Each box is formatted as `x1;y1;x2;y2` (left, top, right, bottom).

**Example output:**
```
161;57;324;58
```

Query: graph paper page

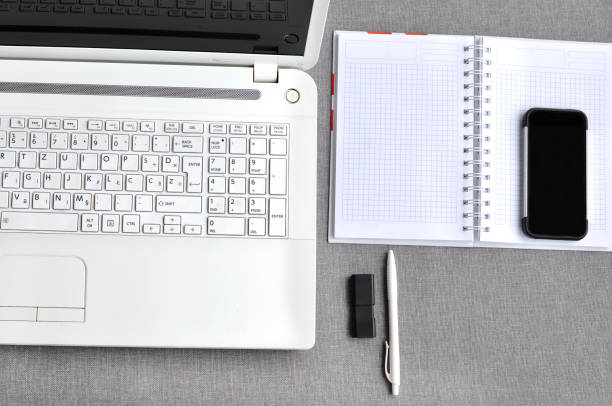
330;32;473;244
479;37;612;249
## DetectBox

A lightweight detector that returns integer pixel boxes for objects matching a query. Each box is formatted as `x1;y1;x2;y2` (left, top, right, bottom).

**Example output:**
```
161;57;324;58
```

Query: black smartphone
522;108;588;240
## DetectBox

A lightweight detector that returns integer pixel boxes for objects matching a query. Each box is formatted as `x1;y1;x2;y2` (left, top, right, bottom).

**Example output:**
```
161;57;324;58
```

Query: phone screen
524;109;587;239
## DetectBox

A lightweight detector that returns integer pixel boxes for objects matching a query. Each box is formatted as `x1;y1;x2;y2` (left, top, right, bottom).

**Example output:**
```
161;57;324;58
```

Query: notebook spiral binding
463;39;492;233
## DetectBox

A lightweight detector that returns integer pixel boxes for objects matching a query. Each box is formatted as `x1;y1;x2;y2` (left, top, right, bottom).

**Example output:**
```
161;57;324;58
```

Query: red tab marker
331;110;334;131
367;32;392;35
405;33;427;35
331;73;335;95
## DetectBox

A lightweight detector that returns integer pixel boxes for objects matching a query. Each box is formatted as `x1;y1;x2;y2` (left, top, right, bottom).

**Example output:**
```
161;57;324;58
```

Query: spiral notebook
329;31;612;250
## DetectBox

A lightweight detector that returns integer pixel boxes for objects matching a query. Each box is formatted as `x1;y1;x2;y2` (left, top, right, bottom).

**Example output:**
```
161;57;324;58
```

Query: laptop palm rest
0;255;86;322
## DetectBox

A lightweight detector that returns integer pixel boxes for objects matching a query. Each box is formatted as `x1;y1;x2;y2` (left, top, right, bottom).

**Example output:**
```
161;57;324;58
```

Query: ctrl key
207;217;245;236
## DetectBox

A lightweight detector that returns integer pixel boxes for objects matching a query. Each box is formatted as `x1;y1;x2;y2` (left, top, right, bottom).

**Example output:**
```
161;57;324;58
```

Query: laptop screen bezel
0;0;329;71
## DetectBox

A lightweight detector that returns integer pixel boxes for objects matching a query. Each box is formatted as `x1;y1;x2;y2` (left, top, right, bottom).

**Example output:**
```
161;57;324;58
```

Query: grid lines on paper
341;62;460;223
493;69;606;230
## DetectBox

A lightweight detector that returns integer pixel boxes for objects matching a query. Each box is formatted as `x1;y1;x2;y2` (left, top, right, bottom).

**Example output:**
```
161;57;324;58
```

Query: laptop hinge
253;63;278;83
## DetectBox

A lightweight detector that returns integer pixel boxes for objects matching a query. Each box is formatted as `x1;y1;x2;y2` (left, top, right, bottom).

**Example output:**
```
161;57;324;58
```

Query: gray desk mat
1;0;611;404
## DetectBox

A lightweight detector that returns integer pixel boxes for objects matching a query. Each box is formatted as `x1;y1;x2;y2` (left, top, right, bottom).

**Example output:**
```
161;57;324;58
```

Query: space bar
0;212;79;232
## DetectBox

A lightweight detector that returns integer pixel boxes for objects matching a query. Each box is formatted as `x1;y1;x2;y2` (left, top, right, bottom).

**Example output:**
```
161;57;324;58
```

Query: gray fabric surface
2;1;612;404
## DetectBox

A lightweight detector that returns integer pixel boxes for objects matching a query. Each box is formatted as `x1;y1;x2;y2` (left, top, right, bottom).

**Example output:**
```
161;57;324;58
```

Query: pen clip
384;340;392;383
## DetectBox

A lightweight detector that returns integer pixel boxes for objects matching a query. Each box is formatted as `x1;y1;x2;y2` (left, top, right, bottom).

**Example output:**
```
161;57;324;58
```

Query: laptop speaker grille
0;82;261;100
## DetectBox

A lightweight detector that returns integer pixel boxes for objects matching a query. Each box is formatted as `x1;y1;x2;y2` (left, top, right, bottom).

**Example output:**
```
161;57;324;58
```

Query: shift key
156;195;202;213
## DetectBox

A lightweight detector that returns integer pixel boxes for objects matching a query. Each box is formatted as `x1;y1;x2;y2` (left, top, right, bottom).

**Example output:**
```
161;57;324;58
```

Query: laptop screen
0;0;314;56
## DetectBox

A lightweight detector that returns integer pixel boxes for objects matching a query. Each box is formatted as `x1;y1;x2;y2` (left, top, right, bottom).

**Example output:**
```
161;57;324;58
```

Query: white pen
384;249;400;396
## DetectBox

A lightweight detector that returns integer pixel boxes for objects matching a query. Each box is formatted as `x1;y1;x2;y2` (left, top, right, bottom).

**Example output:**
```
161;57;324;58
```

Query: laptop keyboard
0;0;287;21
0;116;288;237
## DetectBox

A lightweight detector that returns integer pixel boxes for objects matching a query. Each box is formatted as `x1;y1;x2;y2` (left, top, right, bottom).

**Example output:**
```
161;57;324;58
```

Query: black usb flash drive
350;274;376;338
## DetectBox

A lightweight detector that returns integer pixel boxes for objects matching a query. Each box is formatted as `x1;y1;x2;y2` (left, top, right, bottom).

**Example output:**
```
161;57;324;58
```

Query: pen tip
392;384;400;396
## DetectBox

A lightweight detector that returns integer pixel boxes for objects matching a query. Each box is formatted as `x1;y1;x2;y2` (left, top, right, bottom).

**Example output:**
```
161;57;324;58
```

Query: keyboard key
91;133;109;150
182;122;204;133
63;119;78;130
142;155;160;172
32;192;50;209
9;131;27;148
0;212;78;232
208;156;226;174
10;118;25;128
122;214;140;233
248;197;266;214
95;194;112;211
228;197;246;214
269;158;287;195
207;216;245;236
30;131;48;149
208;196;225;214
115;194;133;211
135;194;153;212
2;171;20;188
153;135;170;152
112;134;130;151
209;137;227;153
45;119;61;129
0;132;6;148
162;155;180;172
248;217;266;236
11;191;30;209
39;152;57;169
177;0;204;8
18;151;36;169
0;191;9;208
28;118;43;129
23;171;41;189
229;124;247;135
249;157;267;174
105;120;120;131
132;135;150;152
173;136;203;153
71;132;89;150
270;138;287;155
0;151;16;168
73;193;92;210
163;224;180;234
182;156;203;193
87;120;103;131
229;158;246;175
208;176;226;193
210;123;227;134
268;198;286;237
184;224;202;235
185;9;205;17
140;121;155;132
166;175;184;192
249;138;267;154
101;153;119;170
164;122;180;132
143;224;161;234
228;177;246;194
229;137;247;154
81;213;99;232
250;124;267;135
123;121;138;131
102;214;120;232
270;124;287;136
50;132;69;149
155;195;202;213
249;177;265;194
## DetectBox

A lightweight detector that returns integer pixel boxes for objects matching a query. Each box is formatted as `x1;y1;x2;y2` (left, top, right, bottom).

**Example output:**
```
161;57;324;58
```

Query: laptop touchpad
0;256;86;322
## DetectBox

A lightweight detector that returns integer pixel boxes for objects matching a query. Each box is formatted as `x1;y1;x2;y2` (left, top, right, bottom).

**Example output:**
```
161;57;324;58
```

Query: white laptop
0;0;328;349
